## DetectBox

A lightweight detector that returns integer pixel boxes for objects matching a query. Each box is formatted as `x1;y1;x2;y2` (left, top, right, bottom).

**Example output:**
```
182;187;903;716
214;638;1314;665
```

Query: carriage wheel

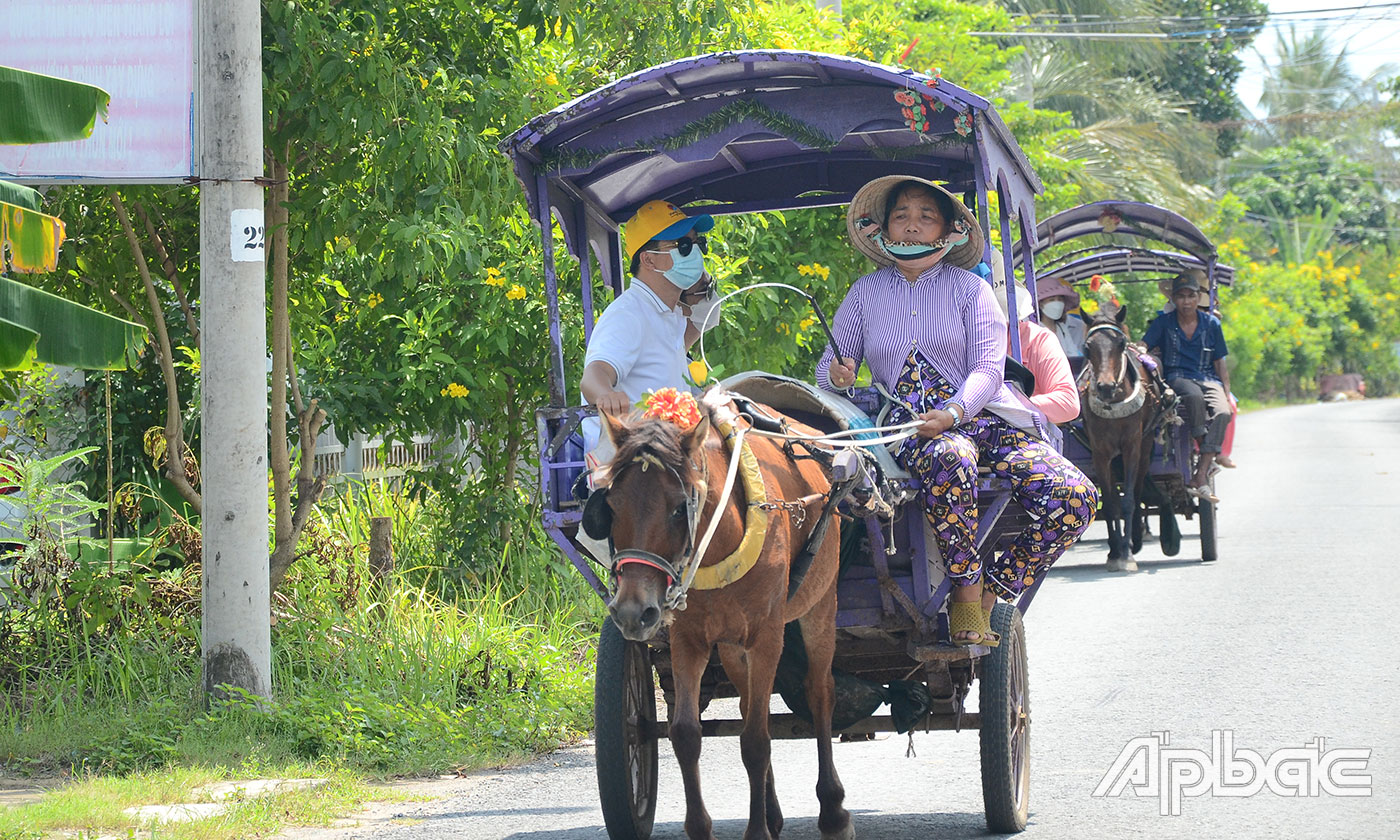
595;618;659;840
980;602;1030;833
1198;497;1217;563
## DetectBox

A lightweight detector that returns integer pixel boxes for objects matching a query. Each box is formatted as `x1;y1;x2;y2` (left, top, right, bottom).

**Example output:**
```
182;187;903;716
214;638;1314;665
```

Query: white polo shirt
581;279;692;453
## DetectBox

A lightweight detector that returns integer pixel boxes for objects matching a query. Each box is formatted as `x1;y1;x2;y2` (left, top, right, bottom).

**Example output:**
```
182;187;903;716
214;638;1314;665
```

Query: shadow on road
501;810;1016;839
1050;556;1208;582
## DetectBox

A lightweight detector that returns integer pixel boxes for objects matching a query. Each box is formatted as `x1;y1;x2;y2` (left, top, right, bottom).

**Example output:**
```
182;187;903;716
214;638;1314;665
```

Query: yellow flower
812;262;830;280
797;264;813;276
799;316;816;331
777;323;790;335
366;292;384;308
419;76;429;90
544;73;559;87
1081;298;1100;315
484;266;505;287
440;383;469;398
506;284;527;300
688;359;710;385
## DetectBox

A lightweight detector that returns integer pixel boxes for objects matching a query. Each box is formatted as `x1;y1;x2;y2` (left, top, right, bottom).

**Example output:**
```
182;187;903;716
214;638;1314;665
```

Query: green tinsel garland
537;98;974;172
539;98;838;172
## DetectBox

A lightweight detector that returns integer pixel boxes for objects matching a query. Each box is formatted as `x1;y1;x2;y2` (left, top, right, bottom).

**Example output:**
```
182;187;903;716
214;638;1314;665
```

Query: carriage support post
537;173;568;407
995;186;1023;362
578;203;597;344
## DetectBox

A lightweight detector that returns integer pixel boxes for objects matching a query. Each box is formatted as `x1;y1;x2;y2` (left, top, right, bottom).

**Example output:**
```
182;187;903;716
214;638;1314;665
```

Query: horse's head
584;410;712;642
1084;305;1131;403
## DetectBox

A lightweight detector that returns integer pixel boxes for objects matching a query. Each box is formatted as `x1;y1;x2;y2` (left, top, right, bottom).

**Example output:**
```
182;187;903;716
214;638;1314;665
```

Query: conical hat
846;175;984;271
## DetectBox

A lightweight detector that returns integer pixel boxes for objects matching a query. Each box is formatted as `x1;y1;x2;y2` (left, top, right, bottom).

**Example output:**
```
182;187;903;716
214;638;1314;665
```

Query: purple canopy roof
503;50;1043;291
1010;200;1217;267
1039;248;1235;287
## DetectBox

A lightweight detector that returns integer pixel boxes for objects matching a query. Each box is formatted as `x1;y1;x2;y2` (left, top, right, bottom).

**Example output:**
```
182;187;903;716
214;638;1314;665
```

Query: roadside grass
2;480;605;837
0;768;385;839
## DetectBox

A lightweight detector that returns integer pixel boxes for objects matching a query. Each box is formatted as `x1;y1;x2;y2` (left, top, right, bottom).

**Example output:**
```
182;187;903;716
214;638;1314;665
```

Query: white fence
312;425;464;486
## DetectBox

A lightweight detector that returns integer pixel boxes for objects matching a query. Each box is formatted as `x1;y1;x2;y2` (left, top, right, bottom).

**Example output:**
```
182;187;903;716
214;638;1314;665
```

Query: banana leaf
0;315;39;369
0;65;110;145
0;181;41;212
1;200;65;273
0;275;146;370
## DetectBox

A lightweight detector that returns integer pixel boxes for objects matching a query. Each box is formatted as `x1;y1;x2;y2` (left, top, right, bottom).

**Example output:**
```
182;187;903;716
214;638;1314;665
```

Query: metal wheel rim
623;640;658;823
1009;628;1031;812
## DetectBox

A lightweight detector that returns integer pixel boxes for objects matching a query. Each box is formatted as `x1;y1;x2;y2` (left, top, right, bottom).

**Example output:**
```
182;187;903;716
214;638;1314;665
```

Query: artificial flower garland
643;388;703;431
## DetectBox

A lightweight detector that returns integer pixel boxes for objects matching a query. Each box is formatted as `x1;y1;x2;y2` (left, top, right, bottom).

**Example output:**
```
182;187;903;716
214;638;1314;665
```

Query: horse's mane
606;402;716;486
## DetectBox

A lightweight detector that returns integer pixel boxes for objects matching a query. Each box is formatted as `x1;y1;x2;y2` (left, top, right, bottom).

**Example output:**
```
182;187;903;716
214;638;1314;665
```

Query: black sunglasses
651;235;708;257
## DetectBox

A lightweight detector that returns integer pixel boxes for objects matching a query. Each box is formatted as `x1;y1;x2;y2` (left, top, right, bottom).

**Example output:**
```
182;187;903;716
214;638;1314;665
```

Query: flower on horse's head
643;388;702;431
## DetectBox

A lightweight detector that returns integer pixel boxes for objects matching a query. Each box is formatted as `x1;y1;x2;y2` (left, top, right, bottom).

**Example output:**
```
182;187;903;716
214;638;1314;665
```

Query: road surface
296;398;1400;839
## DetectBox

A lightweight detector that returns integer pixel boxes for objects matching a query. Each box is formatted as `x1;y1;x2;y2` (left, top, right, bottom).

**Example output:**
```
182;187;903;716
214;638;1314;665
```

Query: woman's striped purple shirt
816;262;1045;435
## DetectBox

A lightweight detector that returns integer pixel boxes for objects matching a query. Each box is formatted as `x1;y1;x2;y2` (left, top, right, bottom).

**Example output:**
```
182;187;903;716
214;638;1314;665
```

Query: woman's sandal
948;600;1000;648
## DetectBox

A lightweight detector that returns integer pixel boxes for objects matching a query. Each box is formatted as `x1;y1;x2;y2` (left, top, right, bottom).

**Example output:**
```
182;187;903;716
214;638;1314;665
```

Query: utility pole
816;0;841;14
198;0;271;700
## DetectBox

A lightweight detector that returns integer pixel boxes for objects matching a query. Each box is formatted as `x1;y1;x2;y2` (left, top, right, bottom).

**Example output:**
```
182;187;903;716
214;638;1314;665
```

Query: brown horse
1081;306;1160;572
589;399;852;840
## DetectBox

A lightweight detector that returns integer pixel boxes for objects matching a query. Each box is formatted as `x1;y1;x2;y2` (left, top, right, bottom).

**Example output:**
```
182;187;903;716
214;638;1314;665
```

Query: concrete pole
816;0;841;14
199;0;271;700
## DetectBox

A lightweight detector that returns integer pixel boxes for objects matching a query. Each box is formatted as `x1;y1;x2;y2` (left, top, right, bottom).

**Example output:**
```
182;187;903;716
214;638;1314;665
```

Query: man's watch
946;402;964;425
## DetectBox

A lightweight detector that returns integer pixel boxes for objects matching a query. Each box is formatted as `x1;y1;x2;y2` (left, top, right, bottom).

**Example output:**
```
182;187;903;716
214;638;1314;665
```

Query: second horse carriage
1012;201;1234;566
505;50;1071;838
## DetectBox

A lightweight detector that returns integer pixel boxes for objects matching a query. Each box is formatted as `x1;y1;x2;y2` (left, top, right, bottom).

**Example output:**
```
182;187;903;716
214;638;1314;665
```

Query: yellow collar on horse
689;412;771;591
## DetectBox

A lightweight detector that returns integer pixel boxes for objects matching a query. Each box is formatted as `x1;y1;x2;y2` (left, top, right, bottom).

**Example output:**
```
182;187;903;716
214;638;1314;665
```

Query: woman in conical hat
818;176;1098;646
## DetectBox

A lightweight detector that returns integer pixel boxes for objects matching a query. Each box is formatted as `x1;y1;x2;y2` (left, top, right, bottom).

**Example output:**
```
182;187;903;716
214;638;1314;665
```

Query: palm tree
1004;48;1214;209
1256;26;1362;142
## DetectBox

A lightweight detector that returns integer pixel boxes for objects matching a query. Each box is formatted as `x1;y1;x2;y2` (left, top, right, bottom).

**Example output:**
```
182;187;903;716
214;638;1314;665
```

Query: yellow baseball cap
623;200;715;262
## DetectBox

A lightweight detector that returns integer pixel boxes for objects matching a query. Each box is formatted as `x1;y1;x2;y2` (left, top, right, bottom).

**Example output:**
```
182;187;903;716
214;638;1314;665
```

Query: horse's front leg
801;595;853;840
1091;449;1121;563
719;634;782;840
671;631;716;840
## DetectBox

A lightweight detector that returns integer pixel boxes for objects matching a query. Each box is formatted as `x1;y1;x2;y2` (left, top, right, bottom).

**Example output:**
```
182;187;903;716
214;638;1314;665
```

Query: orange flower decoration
1089;274;1104;291
643;388;702;431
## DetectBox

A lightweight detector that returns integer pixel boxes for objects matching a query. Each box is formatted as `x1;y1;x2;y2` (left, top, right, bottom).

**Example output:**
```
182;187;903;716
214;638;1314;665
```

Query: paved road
316;398;1400;839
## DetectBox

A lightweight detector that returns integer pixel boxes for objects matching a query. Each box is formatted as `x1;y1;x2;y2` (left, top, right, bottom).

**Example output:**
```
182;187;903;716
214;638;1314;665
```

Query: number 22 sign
230;208;265;262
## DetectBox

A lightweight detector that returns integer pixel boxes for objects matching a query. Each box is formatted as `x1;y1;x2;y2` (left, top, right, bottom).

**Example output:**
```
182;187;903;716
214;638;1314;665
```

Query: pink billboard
0;0;195;182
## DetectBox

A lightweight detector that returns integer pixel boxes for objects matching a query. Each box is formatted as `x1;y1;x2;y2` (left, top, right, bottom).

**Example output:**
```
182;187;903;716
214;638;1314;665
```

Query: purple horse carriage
504;51;1056;836
1012;201;1235;564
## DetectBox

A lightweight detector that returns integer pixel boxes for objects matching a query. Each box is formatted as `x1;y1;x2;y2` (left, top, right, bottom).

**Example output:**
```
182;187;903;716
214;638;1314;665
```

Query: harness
1084;323;1147;420
591;398;870;611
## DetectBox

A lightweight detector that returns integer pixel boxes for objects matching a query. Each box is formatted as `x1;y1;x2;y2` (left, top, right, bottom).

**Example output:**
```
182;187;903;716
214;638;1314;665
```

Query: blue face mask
658;246;706;290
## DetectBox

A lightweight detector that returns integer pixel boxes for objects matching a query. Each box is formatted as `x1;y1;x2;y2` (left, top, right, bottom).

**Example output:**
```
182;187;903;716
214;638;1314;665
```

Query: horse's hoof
1121;557;1139;572
821;823;855;840
1106;556;1124;571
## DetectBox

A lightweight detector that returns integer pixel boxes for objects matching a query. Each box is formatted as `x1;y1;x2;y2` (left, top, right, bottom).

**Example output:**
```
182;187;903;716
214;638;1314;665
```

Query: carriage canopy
503;50;1043;291
1036;248;1235;288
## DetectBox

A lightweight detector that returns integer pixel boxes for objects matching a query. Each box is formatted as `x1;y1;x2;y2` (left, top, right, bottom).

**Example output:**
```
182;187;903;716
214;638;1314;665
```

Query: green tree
1154;0;1267;155
1228;137;1394;250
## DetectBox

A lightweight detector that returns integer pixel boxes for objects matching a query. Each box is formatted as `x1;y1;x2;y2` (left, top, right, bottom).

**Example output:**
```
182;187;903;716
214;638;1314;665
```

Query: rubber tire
595;618;659;840
980;602;1030;833
1198;497;1217;563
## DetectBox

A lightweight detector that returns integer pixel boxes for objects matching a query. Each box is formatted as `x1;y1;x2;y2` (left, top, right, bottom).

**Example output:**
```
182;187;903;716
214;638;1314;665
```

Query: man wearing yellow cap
579;200;719;464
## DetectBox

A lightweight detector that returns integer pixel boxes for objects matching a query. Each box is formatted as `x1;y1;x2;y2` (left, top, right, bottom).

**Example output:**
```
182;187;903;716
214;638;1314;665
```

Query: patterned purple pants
889;353;1100;599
